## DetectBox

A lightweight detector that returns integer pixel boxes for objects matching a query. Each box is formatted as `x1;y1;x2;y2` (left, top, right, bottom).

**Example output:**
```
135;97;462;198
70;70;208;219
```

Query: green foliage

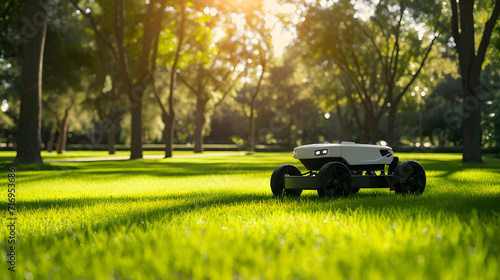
1;152;499;279
479;66;500;147
43;4;94;94
297;0;442;143
2;0;500;153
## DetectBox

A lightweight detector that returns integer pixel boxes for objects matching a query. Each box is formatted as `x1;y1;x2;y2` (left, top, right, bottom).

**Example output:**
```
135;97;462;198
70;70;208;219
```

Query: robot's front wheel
317;162;352;198
394;160;426;194
270;164;303;197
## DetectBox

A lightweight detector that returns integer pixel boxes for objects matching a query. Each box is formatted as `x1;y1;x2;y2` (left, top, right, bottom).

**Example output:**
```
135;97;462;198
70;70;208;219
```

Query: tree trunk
247;72;264;153
335;101;352;141
99;107;122;155
248;108;256;153
106;126;116;155
362;113;378;144
162;3;184;158
47;122;56;153
341;118;352;141
129;96;143;159
56;123;68;154
361;113;370;143
450;0;500;162
457;29;483;162
461;85;482;162
72;0;146;160
47;131;55;153
194;96;207;153
386;104;397;146
247;43;266;154
457;24;483;162
14;0;48;164
163;112;175;158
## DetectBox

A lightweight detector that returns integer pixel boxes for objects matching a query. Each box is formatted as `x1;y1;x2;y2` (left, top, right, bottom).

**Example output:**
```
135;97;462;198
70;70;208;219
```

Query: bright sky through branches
249;0;378;57
262;0;297;57
227;0;299;57
208;0;296;57
259;0;428;56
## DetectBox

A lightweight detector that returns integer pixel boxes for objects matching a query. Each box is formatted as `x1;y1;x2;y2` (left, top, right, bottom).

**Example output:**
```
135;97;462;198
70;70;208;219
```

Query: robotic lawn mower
270;142;426;197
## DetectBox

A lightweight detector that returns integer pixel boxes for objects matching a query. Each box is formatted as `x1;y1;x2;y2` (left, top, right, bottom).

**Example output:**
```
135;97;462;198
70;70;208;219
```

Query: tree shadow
19;186;500;233
0;162;78;171
12;159;283;184
12;154;500;231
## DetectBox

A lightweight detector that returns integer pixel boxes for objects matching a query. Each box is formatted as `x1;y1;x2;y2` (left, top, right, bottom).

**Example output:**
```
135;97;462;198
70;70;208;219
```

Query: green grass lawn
1;151;499;279
0;150;196;162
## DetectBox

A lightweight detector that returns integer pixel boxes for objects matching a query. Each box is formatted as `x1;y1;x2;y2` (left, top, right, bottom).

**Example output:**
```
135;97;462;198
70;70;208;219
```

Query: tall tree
450;0;500;162
46;100;72;154
14;0;48;164
177;6;242;153
72;0;166;159
0;1;22;148
298;0;439;144
94;75;126;155
152;1;186;158
80;30;128;155
227;0;273;153
179;64;237;153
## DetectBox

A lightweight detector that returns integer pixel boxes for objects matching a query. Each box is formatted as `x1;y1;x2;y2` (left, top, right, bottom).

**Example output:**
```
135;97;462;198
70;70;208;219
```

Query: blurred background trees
1;0;499;163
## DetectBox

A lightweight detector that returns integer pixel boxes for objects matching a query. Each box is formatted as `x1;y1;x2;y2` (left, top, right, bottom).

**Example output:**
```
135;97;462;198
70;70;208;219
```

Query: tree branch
396;30;438;104
389;8;404;84
177;73;198;94
70;0;119;63
250;43;266;106
138;1;157;80
356;22;388;81
450;0;460;46
350;51;375;116
167;2;185;116
473;0;500;76
210;67;233;93
214;69;245;108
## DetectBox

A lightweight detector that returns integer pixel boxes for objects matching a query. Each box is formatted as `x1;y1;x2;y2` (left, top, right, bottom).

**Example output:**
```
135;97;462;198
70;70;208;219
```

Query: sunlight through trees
1;0;499;161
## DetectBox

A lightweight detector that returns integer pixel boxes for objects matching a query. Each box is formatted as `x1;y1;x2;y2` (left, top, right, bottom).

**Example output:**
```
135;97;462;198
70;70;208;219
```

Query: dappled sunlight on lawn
1;152;499;279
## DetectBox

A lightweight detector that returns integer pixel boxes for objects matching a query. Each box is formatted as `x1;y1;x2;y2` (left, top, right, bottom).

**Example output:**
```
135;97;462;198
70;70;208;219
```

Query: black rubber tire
394;160;426;194
317;162;352;198
270;164;303;196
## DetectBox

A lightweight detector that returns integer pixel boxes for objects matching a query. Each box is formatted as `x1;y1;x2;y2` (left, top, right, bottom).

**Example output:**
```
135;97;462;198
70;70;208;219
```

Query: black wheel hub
394;160;426;195
318;162;352;197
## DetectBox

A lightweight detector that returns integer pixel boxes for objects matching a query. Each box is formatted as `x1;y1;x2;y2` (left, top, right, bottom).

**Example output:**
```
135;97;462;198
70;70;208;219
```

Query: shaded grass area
1;152;499;279
0;150;197;163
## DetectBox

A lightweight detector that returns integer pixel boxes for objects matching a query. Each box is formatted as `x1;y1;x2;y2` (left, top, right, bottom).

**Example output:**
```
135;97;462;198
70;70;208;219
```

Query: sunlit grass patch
1;152;499;279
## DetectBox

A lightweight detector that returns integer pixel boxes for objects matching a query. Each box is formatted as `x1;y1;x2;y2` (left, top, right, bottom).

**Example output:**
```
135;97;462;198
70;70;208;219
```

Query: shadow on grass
10;159;284;184
412;158;493;176
2;152;495;176
19;187;500;227
11;153;500;230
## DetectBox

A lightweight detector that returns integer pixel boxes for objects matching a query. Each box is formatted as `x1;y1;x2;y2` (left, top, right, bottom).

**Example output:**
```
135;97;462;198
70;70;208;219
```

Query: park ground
0;151;499;279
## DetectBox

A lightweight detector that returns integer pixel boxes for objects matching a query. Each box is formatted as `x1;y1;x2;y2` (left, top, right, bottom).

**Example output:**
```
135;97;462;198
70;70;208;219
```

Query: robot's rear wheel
270;164;303;196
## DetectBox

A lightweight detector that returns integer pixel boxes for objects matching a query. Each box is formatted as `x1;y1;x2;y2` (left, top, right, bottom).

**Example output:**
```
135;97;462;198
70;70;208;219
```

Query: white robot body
293;141;393;170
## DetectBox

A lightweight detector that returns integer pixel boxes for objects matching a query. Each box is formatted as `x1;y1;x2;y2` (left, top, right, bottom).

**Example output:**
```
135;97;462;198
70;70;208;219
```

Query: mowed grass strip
1;152;499;279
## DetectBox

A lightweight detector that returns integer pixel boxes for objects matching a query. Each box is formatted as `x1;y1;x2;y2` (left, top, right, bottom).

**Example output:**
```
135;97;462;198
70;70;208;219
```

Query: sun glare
213;0;298;58
263;0;299;57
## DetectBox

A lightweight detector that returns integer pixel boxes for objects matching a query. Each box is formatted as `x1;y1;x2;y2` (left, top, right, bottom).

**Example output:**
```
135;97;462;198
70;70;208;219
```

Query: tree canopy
2;0;500;160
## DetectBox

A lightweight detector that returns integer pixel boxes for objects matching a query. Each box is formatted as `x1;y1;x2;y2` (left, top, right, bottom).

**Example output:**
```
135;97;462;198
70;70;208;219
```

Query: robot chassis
270;142;426;197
